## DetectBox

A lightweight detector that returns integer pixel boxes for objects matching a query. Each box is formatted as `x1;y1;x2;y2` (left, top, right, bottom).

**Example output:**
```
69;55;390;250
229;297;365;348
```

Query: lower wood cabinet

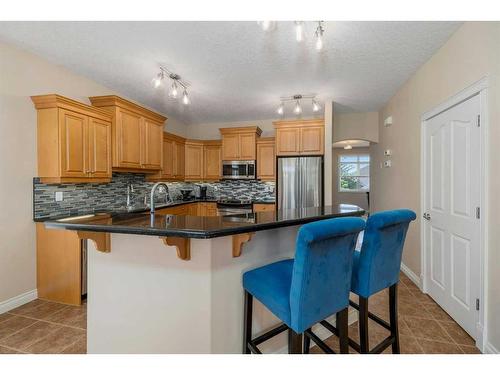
253;203;276;212
36;223;84;306
155;202;218;216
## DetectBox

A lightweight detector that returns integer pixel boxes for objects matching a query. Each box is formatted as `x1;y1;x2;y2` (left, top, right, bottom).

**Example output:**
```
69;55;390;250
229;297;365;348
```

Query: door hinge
476;298;480;311
476;207;480;219
477;115;481;127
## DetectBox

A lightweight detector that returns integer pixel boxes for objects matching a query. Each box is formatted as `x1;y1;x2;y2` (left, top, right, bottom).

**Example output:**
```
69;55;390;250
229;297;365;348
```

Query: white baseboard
484;342;499;354
0;289;38;314
400;263;422;289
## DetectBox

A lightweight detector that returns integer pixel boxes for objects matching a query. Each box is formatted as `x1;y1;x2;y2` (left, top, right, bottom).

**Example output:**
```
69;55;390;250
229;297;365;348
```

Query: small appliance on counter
195;185;208;199
180;189;193;201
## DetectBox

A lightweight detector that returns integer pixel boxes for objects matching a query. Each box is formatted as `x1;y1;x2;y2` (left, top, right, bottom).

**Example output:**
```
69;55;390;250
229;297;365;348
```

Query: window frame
337;153;370;193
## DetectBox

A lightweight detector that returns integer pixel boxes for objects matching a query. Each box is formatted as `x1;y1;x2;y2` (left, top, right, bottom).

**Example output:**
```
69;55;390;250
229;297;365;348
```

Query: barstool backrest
289;217;365;333
353;209;417;298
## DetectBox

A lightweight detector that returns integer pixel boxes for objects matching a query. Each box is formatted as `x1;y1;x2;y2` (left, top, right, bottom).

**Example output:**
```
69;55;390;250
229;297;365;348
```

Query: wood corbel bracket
232;232;255;257
161;237;191;261
77;231;110;253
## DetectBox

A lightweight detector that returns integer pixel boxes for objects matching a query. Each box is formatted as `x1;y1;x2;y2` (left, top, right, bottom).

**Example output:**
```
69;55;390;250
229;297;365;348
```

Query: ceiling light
182;90;190;105
293;100;302;115
312;99;321;112
169;80;179;98
315;21;324;51
258;21;274;31
295;21;304;42
344;144;353;150
276;102;284;115
151;71;164;89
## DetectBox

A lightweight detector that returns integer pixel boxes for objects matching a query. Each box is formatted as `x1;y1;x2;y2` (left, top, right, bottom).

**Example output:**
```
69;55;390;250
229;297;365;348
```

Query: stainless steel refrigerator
277;156;323;209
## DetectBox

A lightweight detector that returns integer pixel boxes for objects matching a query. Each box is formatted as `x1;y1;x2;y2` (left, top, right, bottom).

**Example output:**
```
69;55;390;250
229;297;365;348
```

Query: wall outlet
55;191;64;202
383;160;392;168
384;116;393;127
384;149;392;156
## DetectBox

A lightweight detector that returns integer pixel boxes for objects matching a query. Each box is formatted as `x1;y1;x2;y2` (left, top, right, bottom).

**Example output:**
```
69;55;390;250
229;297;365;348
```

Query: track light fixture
152;66;190;105
258;21;326;51
315;21;324;51
276;94;321;117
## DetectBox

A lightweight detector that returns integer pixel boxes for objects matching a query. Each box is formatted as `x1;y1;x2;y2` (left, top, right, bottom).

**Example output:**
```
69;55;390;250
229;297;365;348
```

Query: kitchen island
45;205;364;353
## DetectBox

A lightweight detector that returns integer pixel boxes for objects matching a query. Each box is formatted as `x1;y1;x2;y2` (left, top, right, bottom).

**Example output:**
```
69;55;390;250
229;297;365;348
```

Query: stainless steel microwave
222;160;256;180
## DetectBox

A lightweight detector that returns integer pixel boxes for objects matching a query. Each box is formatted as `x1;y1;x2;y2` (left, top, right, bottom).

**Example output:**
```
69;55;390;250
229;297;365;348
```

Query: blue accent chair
242;216;366;354
321;209;417;354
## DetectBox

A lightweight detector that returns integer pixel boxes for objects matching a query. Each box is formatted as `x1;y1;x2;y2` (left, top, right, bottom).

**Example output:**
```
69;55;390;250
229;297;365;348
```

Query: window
338;154;370;192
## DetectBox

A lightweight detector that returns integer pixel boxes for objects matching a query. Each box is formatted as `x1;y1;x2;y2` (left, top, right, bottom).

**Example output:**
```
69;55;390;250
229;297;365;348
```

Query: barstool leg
337;307;349;354
389;284;400;354
288;329;303;354
303;329;311;354
243;291;253;354
359;296;369;353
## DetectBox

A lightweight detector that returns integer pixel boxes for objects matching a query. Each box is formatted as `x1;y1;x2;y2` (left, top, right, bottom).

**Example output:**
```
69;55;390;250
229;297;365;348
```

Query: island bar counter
45;205;364;353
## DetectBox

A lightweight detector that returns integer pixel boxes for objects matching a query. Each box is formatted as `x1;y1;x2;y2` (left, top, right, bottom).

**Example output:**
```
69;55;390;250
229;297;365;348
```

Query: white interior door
424;94;481;338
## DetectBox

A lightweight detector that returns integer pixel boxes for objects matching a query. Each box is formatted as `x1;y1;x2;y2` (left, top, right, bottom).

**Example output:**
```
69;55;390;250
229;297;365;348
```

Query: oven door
222;161;249;179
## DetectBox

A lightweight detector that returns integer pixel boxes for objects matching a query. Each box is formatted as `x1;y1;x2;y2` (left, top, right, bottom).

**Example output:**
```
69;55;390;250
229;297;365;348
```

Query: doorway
421;81;487;345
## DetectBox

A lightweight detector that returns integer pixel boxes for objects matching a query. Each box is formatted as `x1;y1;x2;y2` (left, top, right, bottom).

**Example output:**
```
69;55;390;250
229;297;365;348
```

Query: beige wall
371;22;500;350
333;111;379;143
332;147;371;210
0;40;185;304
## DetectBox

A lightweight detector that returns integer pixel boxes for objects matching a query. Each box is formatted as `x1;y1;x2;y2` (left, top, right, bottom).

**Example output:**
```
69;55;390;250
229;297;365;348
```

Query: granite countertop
43;205;364;239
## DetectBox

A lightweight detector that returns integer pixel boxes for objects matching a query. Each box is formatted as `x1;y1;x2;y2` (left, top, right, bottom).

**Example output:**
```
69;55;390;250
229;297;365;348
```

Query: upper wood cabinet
256;137;276;181
32;94;112;183
89;95;166;173
274;119;324;156
220;126;262;160
203;141;222;181
147;132;186;182
185;140;204;181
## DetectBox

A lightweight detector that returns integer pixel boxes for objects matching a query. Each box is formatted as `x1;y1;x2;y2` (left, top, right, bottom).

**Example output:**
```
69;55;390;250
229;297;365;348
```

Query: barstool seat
243;259;294;326
242;217;366;354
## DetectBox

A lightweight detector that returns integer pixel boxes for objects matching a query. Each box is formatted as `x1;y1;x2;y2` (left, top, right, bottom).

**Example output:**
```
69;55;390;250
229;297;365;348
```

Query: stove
217;199;253;215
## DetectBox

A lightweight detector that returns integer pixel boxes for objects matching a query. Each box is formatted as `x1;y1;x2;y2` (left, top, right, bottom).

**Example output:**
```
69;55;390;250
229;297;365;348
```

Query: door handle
423;212;431;221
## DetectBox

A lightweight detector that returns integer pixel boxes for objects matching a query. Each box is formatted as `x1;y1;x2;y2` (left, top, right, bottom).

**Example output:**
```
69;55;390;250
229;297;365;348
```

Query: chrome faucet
126;184;134;209
150;182;170;214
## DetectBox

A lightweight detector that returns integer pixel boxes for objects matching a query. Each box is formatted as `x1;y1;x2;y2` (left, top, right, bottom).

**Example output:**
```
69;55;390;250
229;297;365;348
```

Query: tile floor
0;272;480;354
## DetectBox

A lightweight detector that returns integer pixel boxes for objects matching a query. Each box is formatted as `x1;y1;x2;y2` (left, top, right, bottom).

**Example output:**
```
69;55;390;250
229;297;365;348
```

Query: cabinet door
204;145;221;180
59;109;88;178
88;117;112;179
222;134;240;160
257;142;275;180
161;138;174;179
205;203;218;216
253;203;276;212
239;133;256;160
173;141;185;180
142;120;163;170
300;126;324;155
116;109;142;168
185;144;204;180
276;128;300;155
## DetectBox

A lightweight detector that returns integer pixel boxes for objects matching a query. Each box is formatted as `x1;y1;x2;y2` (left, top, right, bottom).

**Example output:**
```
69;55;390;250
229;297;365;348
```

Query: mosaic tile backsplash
33;173;275;219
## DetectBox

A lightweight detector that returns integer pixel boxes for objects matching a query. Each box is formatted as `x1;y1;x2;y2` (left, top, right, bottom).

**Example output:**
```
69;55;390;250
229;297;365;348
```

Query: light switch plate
383;160;392;168
384;149;392;156
55;191;63;202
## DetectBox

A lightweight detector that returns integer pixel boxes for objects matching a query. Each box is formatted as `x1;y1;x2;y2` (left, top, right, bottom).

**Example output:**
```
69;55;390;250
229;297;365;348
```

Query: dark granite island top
44;204;365;239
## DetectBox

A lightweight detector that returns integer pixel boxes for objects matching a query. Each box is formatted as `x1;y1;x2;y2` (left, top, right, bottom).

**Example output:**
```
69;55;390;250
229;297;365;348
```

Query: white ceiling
0;21;461;125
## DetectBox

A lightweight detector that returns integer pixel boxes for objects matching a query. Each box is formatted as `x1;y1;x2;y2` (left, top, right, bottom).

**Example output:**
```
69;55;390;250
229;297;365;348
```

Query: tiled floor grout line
5;312;87;332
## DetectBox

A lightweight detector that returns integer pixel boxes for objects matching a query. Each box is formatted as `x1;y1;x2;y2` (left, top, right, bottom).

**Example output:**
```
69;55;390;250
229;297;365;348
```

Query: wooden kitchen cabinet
274;119;324;156
203;141;222;181
253;203;276;212
185;140;204;181
148;132;186;182
256;137;276;181
31;94;112;183
89;95;166;173
220;126;262;160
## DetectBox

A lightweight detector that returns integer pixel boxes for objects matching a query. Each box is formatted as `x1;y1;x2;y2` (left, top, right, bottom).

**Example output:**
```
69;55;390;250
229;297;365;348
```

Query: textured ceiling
0;21;461;124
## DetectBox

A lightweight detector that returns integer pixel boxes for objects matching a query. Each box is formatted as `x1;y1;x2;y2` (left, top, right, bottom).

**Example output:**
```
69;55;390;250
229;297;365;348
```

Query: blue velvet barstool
320;209;417;354
242;217;366;354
